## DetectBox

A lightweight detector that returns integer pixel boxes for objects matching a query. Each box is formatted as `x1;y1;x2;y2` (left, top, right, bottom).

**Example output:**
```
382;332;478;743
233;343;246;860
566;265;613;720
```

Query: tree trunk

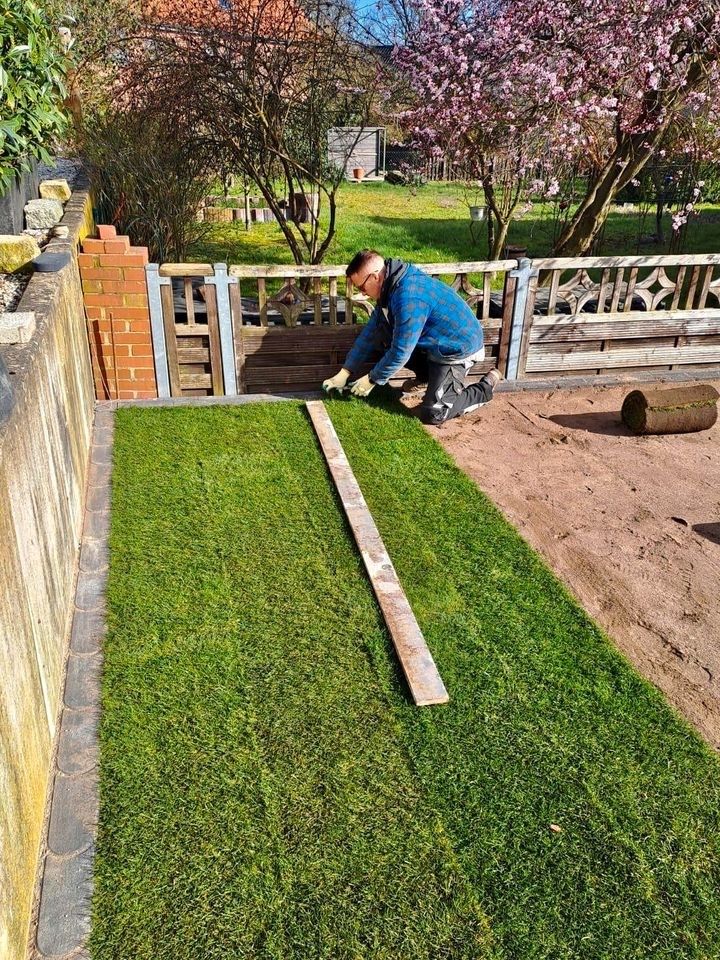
490;217;510;262
552;127;670;257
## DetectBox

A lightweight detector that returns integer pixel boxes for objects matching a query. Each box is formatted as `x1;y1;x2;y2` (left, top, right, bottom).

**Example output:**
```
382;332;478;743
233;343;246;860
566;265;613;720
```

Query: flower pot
352;167;365;181
469;205;485;221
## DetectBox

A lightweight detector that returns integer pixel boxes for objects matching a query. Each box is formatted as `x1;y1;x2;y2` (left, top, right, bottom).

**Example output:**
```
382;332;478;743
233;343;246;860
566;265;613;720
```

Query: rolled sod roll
621;384;720;435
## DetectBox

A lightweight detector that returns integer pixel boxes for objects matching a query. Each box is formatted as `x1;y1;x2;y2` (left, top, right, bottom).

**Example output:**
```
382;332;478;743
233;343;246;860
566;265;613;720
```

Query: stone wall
0;185;95;960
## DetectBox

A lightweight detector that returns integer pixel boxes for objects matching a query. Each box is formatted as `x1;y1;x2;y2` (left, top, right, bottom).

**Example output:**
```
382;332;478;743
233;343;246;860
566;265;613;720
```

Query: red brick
84;307;106;320
78;254;100;269
97;225;117;240
128;246;149;263
85;293;125;308
82;239;106;254
128;356;156;369
121;268;147;282
122;293;148;308
111;319;131;333
129;319;152;332
117;377;155;390
82;280;102;294
117;332;152;345
104;238;131;254
130;344;153;357
99;254;148;268
82;267;123;281
108;308;150;323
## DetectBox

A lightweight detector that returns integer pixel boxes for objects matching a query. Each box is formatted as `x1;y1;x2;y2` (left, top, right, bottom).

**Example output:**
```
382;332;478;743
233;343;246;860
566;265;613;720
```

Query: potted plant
352;166;365;181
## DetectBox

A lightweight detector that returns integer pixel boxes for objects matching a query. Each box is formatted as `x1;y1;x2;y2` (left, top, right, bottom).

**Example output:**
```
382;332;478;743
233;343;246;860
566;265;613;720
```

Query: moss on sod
92;401;720;960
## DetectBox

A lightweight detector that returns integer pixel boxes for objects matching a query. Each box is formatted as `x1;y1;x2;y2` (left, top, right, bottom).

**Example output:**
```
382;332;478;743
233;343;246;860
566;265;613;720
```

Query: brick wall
79;225;158;399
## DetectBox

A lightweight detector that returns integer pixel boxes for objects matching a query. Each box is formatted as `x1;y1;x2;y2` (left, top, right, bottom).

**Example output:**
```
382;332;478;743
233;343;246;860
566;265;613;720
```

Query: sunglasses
355;270;377;294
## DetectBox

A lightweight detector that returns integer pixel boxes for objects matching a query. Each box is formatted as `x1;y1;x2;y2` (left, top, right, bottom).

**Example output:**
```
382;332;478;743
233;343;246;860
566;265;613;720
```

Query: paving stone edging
31;406;113;960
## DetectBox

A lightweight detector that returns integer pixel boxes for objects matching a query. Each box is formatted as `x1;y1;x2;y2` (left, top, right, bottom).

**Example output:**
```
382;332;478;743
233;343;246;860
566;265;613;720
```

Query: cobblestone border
31;405;113;960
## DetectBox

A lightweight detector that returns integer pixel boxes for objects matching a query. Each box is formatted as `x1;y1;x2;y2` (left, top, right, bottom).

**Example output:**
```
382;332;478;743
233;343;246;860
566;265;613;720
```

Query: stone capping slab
32;404;112;960
1;175;91;412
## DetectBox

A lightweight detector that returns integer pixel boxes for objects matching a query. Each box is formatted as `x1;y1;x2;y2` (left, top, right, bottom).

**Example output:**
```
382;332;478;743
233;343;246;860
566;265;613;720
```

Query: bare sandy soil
416;380;720;750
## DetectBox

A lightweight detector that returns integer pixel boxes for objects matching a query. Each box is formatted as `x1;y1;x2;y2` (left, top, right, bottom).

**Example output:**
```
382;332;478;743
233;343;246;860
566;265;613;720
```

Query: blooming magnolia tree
396;0;720;255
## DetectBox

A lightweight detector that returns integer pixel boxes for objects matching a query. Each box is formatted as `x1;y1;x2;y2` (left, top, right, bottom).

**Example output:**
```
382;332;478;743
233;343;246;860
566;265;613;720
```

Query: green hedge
0;0;69;195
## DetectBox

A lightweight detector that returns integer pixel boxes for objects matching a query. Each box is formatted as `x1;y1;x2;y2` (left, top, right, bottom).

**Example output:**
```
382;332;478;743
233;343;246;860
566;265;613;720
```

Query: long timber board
306;400;449;707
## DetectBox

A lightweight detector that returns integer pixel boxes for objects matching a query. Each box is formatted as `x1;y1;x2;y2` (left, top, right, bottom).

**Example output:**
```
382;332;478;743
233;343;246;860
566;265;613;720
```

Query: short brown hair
346;249;383;278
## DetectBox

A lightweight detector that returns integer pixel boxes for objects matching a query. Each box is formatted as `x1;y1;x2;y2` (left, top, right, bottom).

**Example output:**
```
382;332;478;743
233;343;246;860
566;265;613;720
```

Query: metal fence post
505;258;537;381
207;263;237;397
145;264;171;398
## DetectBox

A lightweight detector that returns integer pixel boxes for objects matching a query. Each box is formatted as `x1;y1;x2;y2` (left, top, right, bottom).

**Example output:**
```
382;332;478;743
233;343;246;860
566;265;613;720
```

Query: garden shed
327;126;386;178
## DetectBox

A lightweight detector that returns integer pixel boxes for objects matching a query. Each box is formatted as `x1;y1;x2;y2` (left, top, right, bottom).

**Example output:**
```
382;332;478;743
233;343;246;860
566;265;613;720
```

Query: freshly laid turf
92;399;720;960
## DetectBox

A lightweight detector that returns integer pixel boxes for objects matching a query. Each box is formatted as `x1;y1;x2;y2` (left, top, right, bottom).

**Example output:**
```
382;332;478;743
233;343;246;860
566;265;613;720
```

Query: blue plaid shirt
344;263;484;384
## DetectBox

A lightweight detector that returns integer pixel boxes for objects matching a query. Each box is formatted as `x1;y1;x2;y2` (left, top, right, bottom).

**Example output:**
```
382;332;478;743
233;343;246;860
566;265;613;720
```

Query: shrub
0;0;69;195
82;110;218;263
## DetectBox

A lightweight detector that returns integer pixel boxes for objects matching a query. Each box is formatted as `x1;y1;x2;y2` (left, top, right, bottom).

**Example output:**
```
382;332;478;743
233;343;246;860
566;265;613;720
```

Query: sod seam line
306;400;449;707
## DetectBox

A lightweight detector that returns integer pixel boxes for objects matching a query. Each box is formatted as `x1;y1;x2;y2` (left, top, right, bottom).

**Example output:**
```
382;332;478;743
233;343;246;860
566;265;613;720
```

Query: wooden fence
144;254;720;398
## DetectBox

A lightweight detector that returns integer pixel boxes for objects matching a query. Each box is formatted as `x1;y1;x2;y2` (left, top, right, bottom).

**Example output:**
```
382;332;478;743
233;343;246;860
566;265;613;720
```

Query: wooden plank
159;263;214;277
179;372;213;388
246;363;371;385
329;277;338;325
345;276;354;325
596;268;611;314
313;276;322;325
624;267;639;312
306;401;448;707
174;323;209;336
697;266;714;309
532;253;720;270
526;343;720;372
204;284;225;395
229;281;246;394
609;268;625;313
229;260;515;280
160;282;182;397
184;277;196;325
496;272;516;375
481;273;492;321
177;346;210;363
529;316;720;342
257;278;268;326
685;265;701;310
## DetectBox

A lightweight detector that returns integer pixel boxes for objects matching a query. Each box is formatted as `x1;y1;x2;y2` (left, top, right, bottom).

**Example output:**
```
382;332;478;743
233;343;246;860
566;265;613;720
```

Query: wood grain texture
306;401;449;707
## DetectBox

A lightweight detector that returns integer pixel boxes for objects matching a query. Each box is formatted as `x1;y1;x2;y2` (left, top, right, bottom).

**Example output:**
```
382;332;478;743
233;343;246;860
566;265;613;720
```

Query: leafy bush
0;0;69;194
82;110;219;263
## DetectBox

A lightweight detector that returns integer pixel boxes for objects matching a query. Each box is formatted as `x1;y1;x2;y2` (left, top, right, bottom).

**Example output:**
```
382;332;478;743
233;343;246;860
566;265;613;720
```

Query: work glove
350;374;375;398
322;368;351;393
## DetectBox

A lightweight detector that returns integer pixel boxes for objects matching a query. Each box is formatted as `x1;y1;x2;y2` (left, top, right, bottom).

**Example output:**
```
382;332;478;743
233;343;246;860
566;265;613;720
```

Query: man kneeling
322;249;502;425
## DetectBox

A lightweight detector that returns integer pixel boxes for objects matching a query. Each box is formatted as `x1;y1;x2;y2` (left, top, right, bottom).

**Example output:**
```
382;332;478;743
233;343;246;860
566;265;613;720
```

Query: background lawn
189;181;720;266
92;399;720;960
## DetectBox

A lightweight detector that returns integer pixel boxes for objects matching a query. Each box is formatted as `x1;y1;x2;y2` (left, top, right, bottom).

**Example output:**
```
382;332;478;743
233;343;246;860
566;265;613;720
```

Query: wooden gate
146;260;518;397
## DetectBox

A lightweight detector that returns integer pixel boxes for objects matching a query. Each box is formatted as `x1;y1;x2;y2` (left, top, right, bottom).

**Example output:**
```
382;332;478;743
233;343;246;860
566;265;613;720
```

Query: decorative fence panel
144;254;720;398
147;261;519;397
523;254;720;378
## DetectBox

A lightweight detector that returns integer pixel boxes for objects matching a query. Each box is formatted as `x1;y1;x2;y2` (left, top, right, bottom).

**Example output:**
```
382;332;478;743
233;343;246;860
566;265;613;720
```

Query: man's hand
350;374;375;398
322;368;351;393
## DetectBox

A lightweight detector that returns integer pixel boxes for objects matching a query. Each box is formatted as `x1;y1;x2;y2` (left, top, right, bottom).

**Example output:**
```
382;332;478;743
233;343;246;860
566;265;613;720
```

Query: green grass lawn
93;398;720;960
188;181;720;266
